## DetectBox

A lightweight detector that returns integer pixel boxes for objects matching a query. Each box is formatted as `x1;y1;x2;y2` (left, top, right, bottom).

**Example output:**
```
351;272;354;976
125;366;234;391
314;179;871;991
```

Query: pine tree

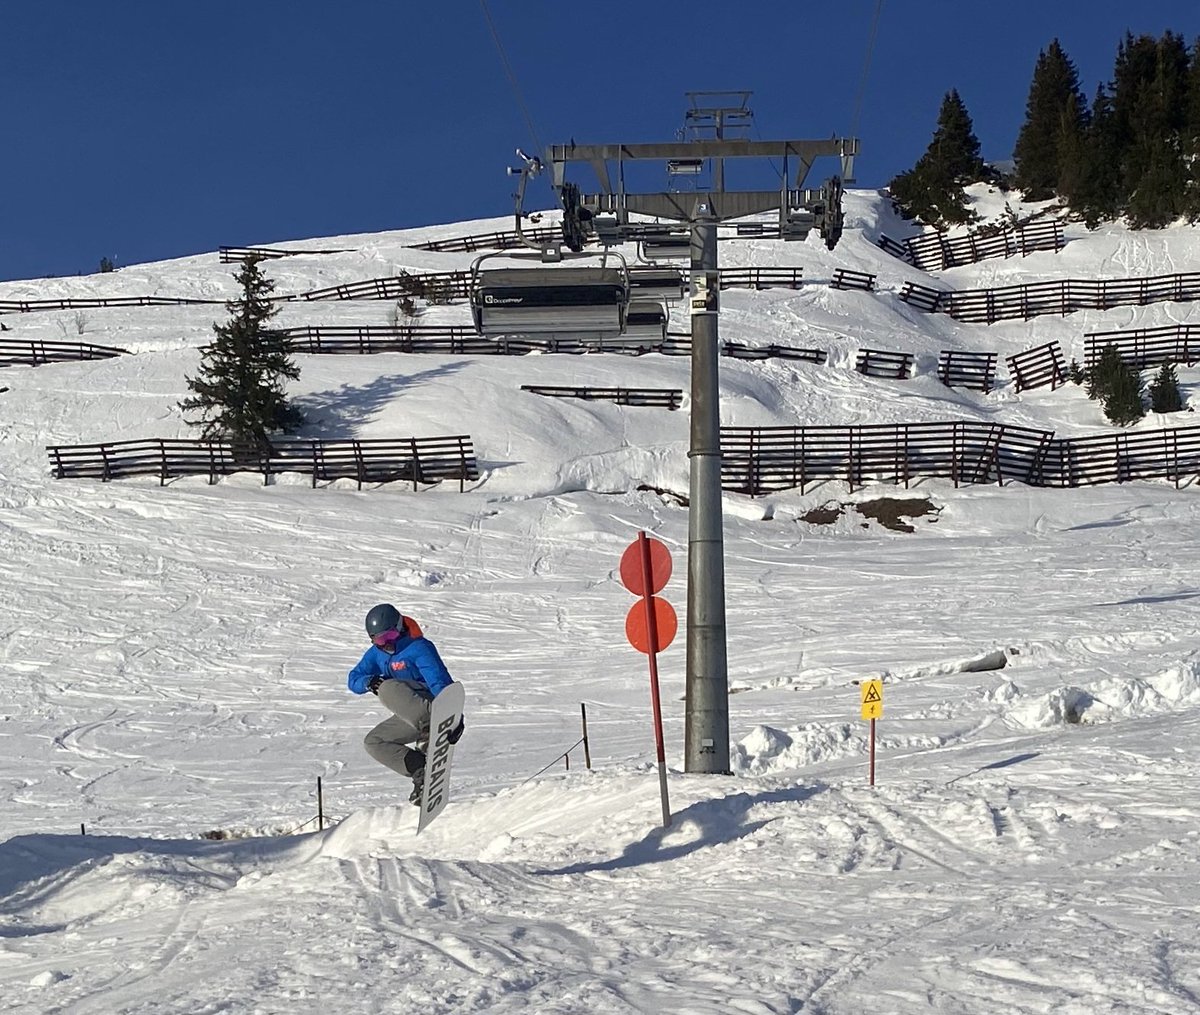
929;89;987;183
888;90;986;228
1087;344;1125;402
1103;364;1145;426
1013;40;1088;200
1072;86;1124;227
1148;362;1184;413
1181;37;1200;220
1126;32;1190;227
1054;91;1089;206
1087;345;1144;425
180;259;302;446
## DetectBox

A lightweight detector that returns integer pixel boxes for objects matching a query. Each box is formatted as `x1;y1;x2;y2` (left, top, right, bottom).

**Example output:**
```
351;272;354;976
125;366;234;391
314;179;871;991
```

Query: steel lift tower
546;96;857;773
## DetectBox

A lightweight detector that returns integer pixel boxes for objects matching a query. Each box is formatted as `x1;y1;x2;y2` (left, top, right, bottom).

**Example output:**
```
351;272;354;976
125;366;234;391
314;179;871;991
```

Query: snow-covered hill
2;188;1200;1014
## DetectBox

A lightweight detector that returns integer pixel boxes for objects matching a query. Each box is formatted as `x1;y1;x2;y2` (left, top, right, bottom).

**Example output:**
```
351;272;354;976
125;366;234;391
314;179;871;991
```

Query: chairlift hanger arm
507;149;550;253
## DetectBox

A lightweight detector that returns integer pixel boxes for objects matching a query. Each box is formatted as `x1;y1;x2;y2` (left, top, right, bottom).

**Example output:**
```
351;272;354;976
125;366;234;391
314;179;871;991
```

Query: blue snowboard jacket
347;630;454;699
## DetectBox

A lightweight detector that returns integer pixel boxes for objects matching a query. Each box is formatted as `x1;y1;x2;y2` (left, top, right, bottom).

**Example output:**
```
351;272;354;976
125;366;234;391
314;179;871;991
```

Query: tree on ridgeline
1067;32;1196;228
1123;31;1190;228
179;258;303;447
1071;85;1125;227
1013;40;1089;201
889;90;988;228
1183;37;1200;220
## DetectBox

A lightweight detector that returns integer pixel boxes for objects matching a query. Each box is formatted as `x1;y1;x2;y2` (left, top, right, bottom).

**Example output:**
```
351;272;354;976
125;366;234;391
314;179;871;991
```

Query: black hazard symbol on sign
860;679;884;720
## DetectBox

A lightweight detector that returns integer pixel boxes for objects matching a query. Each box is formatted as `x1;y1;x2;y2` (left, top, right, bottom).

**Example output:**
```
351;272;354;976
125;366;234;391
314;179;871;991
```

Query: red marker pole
638;532;672;828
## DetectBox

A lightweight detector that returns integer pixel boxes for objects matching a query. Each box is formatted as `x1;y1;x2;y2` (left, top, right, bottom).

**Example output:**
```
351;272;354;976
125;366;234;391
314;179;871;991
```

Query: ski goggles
372;628;401;647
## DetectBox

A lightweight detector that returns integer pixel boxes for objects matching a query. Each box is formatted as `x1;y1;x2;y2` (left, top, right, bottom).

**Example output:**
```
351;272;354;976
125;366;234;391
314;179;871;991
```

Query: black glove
447;717;465;744
367;676;384;695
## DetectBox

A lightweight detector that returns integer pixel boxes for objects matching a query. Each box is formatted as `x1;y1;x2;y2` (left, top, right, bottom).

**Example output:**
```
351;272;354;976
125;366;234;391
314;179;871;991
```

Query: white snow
3;186;1200;1013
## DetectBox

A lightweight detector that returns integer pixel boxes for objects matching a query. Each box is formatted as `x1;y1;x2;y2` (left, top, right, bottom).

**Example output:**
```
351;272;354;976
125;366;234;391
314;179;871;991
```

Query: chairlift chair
628;266;686;304
621;300;669;344
470;251;631;341
638;230;692;262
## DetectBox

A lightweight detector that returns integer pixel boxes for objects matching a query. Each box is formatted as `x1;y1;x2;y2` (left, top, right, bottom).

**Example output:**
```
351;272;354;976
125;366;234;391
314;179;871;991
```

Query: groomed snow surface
3;187;1200;1013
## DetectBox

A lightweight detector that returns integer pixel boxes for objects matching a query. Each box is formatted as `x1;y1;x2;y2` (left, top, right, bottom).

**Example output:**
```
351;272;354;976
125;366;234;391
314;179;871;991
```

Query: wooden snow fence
0;339;129;367
717;267;805;291
1083;324;1200;370
45;436;478;491
720;421;1200;495
830;268;877;292
1005;342;1067;393
877;219;1063;270
0;295;223;315
520;385;683;410
407;226;563;253
218;246;349;263
937;351;998;393
856;349;914;380
719;421;1055;495
904;219;1064;272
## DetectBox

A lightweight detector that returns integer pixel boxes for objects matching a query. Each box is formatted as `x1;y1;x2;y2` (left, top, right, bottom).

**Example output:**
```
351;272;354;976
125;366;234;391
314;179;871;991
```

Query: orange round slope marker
625;597;677;655
618;536;672;596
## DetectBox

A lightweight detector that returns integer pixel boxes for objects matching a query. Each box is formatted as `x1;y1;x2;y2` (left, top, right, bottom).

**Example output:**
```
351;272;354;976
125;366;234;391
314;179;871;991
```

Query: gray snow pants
363;679;432;776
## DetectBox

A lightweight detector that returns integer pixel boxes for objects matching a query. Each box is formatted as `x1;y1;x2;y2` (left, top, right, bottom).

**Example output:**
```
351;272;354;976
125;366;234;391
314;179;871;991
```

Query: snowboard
416;681;466;834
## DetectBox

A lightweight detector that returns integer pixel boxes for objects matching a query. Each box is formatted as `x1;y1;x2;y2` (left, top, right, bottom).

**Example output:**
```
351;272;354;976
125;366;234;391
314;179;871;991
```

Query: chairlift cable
850;0;884;140
479;0;545;159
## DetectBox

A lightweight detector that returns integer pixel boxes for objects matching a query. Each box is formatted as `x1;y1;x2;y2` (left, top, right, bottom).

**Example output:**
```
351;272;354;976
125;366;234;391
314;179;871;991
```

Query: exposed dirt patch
798;497;940;532
854;496;940;532
637;483;689;507
800;505;843;525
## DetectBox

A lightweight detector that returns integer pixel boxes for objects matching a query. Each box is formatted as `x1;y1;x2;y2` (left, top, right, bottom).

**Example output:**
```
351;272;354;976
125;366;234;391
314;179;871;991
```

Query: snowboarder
348;603;464;803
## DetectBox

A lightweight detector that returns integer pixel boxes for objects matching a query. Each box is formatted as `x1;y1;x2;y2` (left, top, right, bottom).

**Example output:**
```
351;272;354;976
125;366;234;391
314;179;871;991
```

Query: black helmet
365;603;402;640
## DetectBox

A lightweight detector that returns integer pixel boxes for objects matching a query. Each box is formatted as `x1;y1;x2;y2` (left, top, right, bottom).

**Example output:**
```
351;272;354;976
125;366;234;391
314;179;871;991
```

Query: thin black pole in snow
581;703;592;770
80;823;86;836
317;777;324;831
869;719;876;787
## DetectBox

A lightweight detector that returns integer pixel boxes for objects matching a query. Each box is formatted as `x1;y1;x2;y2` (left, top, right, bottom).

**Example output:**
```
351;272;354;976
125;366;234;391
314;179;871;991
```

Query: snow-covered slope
2;189;1200;1014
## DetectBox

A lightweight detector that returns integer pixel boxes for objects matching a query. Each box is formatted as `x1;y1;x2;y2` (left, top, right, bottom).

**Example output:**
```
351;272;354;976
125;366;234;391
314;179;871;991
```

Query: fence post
410;437;421;491
792;426;803;495
952;421;961;488
99;444;112;482
848;426;858;492
159;440;167;487
580;703;592;769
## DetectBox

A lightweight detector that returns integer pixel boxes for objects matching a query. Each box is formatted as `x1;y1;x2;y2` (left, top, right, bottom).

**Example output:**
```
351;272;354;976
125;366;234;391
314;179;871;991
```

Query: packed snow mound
730;722;886;772
1004;655;1200;729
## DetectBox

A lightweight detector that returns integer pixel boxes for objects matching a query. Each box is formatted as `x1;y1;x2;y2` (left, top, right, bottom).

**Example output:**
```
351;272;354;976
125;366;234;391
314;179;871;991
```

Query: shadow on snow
537;784;822;876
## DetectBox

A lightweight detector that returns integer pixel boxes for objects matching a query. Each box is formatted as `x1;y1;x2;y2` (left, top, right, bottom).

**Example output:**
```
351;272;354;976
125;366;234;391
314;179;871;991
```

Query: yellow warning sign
860;679;884;721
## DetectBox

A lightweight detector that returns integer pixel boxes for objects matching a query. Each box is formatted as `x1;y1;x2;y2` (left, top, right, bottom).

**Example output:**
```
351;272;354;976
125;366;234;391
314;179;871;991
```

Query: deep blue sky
4;1;1199;281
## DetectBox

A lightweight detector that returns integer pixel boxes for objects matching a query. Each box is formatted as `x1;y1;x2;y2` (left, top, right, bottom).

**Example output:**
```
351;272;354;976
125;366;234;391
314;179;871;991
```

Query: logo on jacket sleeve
390;660;407;672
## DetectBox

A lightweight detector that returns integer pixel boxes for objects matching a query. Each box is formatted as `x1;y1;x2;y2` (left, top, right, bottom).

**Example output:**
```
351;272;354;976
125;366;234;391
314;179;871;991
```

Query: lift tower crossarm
549;138;859;192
